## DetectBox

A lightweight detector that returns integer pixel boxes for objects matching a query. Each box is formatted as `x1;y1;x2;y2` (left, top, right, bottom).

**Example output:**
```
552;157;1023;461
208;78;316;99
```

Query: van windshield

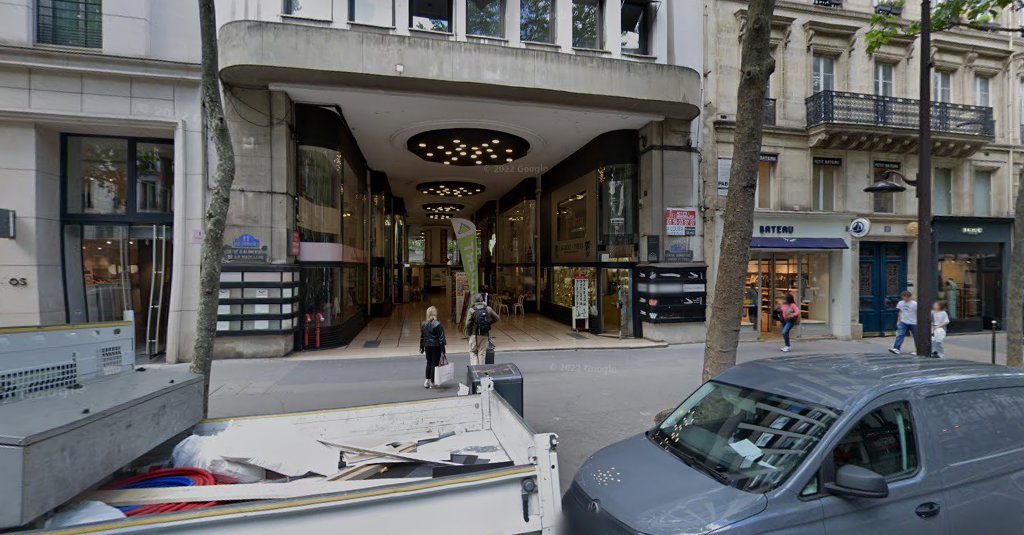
652;381;839;493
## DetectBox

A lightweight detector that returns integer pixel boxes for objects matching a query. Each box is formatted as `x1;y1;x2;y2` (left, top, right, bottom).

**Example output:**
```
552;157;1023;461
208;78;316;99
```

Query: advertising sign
665;208;697;236
573;273;589;331
451;218;479;297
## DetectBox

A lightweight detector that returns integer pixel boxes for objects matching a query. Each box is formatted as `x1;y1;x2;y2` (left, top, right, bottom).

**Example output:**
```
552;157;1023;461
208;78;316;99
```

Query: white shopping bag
434;354;455;386
932;328;946;343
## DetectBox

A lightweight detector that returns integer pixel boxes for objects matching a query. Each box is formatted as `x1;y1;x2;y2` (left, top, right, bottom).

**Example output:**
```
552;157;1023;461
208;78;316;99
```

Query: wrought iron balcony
763;98;777;126
813;0;843;7
806;91;994;156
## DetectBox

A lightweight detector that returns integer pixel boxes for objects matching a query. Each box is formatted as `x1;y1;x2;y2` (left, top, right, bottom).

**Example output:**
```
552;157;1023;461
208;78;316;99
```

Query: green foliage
867;0;1019;52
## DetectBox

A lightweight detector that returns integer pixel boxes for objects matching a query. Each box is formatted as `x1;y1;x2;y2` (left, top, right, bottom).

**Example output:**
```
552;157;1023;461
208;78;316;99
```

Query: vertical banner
451;218;479;297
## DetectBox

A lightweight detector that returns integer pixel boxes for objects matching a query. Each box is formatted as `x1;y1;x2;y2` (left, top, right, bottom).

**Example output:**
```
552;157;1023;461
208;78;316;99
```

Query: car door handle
915;502;941;519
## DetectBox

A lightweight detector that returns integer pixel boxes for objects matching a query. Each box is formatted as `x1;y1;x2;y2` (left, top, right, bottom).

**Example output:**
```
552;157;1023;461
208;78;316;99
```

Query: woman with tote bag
419;306;447;388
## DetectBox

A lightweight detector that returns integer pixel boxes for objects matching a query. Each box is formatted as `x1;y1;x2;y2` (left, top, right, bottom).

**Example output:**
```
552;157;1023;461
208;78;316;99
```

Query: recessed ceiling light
490;154;497;158
506;158;513;162
506;148;513;153
476;161;483;165
444;161;451;165
492;139;499;144
445;151;452;155
471;147;479;151
486;148;493;152
452;157;458;161
453;139;461;144
437;145;444;150
460;152;467;156
482;143;489;147
426;152;434;157
418;143;427;148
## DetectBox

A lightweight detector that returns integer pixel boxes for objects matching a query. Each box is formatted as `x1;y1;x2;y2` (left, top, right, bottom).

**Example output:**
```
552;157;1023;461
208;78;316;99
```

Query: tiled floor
289;294;665;360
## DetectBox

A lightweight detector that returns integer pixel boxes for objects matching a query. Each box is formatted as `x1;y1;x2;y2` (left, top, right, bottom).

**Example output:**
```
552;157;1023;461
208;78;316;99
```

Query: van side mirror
824;465;889;499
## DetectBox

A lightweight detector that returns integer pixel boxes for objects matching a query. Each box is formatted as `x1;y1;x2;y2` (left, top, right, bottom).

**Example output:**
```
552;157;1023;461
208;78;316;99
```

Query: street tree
192;0;237;415
868;0;1024;367
702;0;776;382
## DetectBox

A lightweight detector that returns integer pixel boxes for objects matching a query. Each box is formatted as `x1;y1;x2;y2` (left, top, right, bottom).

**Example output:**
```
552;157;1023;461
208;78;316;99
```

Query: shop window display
553;266;596;314
939;249;1001;325
497;266;536;301
744;253;830;334
600;164;637;260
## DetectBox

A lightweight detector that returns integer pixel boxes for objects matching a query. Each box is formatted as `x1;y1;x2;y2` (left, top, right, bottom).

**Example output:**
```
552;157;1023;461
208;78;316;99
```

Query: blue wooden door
859;242;907;334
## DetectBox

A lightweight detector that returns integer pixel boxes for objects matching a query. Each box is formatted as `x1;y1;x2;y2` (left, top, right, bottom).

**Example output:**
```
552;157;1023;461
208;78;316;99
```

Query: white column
166;121;186;364
455;0;468;39
604;0;620;56
506;0;521;46
555;0;572;51
394;0;410;34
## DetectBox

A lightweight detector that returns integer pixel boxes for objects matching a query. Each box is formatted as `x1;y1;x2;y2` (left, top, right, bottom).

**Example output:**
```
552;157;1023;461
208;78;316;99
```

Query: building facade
704;0;1023;340
0;0;706;362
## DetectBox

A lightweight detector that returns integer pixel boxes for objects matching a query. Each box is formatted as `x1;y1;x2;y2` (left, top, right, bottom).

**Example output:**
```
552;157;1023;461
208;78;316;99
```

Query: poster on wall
717;158;731;196
665;208;697;236
451;218;479;297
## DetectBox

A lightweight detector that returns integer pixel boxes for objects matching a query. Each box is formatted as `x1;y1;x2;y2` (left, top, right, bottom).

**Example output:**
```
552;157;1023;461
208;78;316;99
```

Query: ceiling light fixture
417;181;486;198
407;128;529;167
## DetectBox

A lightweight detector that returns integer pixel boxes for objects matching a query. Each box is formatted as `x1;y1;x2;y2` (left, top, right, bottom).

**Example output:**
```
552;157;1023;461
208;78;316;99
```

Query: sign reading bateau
451;218;479;297
573;273;589;331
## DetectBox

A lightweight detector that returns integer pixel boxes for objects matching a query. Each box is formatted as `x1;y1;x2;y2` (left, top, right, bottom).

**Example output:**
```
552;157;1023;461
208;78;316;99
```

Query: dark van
564;354;1024;534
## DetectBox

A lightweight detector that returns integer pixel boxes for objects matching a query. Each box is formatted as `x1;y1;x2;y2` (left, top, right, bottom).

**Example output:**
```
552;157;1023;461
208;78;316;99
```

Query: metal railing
763;98;777;126
806;91;995;138
813;0;843;7
36;0;102;48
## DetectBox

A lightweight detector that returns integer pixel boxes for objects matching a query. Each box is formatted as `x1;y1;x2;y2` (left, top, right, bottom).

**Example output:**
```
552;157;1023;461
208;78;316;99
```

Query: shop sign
573;274;590;331
849;218;871;238
717;158;731;196
223;233;268;263
813;157;843;166
760;153;779;162
665;208;697;236
962;227;984;236
758;225;796;235
873;161;901;170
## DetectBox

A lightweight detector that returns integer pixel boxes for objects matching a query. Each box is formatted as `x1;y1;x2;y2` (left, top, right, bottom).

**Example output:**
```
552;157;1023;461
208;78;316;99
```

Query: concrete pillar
455;0;468;39
506;0;521;46
604;0;621;56
394;0;410;34
555;0;572;51
638;119;701;264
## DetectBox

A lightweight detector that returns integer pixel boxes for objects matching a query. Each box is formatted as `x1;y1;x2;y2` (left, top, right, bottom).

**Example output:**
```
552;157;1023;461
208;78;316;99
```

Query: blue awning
750;237;849;250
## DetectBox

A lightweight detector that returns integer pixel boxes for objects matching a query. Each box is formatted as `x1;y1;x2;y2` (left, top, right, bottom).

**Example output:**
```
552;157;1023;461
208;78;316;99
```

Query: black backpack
472;306;491;335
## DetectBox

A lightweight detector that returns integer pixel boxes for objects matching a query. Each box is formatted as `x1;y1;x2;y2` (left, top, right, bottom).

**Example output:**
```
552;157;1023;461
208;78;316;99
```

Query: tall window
410;0;452;31
976;75;991;107
520;0;553;43
37;0;102;48
973;170;992;216
812;55;835;94
572;0;602;49
349;0;394;26
812;160;838;211
756;160;773;209
934;71;952;103
934;167;953;215
284;0;333;19
621;0;651;55
874;63;894;97
65;136;175;216
468;0;504;37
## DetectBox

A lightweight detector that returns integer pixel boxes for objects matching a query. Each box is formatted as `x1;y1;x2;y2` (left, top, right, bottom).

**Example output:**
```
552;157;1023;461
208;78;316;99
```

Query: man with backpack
465;293;500;366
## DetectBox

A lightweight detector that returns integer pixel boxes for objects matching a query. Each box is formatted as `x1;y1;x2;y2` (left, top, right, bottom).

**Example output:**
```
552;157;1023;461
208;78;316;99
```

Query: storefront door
64;224;173;358
600;268;633;337
939;244;1004;332
745;252;832;338
859;242;907;335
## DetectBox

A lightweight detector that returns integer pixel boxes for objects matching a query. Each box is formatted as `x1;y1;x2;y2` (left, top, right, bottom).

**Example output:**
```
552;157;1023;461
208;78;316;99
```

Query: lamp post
864;0;933;357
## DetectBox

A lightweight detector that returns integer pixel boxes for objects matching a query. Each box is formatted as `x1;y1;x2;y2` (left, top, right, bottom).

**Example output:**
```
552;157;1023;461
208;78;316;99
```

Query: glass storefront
553;266;596;312
600;164;637;260
497;199;536;301
938;245;1003;330
601;267;633;337
743;253;831;336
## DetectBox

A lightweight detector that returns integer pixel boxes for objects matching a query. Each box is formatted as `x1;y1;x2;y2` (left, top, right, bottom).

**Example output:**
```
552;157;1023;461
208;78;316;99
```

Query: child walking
930;301;949;358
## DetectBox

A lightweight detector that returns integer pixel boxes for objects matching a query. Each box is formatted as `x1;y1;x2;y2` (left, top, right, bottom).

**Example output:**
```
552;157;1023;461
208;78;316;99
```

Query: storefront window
297;146;343;243
600;164;636;258
66;136;129;215
342;159;366;262
939;246;1002;327
553;266;596;311
500;200;536;264
301;267;343;327
343;264;366;320
497;266;536;301
745;253;830;335
135;143;174;214
557;191;587;241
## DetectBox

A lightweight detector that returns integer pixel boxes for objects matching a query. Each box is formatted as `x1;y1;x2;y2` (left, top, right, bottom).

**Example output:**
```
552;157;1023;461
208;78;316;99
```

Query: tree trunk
1007;166;1024;368
191;0;236;416
701;0;776;382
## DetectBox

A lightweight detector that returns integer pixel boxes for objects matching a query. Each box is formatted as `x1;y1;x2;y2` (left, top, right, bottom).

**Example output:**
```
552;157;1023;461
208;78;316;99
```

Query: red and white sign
291;230;301;256
666;208;697;237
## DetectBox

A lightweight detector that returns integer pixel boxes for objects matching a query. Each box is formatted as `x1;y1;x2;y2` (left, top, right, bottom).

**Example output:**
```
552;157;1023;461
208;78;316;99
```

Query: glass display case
553;266;596;313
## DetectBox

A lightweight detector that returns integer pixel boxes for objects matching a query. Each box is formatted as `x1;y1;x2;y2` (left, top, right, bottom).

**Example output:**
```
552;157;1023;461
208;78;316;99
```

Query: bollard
987;317;995;364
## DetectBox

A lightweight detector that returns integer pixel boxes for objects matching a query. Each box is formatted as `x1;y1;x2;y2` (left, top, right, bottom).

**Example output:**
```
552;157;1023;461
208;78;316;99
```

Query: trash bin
467;363;523;417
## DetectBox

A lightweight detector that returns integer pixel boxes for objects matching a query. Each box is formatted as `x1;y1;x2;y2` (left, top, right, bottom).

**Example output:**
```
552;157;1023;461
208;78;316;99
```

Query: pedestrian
465;293;500;366
419;306;446;388
931;301;950;358
777;293;800;353
889;291;917;355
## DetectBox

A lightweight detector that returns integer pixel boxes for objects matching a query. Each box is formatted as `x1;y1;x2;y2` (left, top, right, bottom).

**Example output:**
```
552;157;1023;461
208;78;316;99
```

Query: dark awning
750;237;849;250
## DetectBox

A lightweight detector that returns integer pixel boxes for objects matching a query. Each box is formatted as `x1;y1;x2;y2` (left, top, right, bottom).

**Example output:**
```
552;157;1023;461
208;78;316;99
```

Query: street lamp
862;0;935;360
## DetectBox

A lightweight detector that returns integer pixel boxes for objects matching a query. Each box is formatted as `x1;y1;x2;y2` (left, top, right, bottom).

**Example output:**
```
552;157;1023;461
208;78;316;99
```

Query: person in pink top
778;293;800;352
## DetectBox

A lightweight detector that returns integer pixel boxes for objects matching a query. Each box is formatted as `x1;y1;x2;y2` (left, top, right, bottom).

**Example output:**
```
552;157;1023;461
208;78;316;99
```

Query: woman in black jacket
419;306;446;388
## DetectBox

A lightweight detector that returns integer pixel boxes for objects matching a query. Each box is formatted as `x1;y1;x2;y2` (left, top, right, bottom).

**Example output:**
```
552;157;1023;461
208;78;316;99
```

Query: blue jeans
893;322;916;350
781;320;795;347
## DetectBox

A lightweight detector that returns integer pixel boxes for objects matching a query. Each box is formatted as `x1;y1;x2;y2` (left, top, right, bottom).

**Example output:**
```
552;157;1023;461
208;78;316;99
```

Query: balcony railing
813;0;843;7
763;98;777;126
806;91;995;138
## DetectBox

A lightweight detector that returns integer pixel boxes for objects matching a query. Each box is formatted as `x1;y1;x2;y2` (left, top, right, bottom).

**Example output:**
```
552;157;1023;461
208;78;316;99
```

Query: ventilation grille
98;345;124;373
0;362;78;403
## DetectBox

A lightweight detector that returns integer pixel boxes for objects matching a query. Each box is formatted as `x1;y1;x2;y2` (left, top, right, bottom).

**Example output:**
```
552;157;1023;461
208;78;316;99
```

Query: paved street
209;332;1009;491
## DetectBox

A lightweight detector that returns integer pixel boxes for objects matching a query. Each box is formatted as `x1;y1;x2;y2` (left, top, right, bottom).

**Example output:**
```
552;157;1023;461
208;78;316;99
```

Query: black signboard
873;161;901;170
646;235;660;262
813;157;842;166
0;209;13;239
636;264;707;323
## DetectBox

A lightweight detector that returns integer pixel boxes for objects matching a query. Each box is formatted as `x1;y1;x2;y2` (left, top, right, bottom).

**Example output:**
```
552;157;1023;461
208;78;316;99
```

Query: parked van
564;354;1024;534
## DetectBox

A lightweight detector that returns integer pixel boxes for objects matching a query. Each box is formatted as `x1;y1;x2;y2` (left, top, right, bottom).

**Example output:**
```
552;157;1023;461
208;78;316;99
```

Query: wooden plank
83;478;431;506
326;443;417;482
318;439;458;466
